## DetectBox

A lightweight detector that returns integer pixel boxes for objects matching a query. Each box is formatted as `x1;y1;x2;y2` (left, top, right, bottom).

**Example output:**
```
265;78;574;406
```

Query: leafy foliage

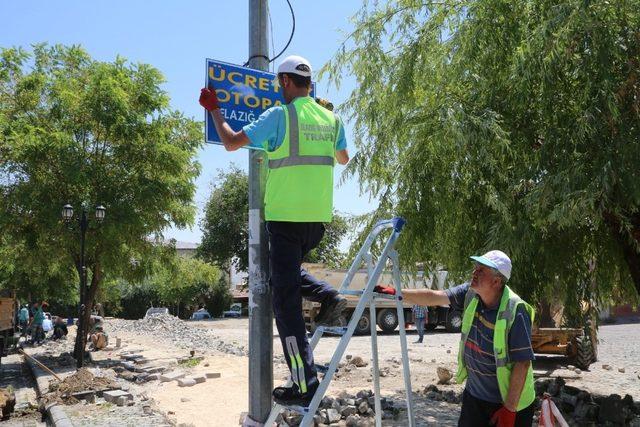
322;0;640;315
198;165;249;271
0;44;202;346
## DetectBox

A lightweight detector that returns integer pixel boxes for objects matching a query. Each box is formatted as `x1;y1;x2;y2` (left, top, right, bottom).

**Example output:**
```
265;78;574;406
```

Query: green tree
198;165;249;272
0;44;202;355
322;0;640;315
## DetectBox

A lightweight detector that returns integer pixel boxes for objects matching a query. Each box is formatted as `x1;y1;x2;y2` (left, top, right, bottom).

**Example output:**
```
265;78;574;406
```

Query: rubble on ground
43;368;119;406
107;314;247;356
436;367;453;384
272;390;404;426
535;377;640;425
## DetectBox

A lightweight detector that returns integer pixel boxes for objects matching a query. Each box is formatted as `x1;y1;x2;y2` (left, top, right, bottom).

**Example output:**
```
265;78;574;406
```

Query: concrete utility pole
247;0;273;424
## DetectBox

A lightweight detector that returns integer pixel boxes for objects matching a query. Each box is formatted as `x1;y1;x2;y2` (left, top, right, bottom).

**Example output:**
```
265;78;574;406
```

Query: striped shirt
446;283;534;403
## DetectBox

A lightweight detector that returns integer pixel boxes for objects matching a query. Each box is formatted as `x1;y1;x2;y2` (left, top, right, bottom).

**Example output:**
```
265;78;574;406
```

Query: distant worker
29;302;46;344
377;251;536;427
18;304;29;337
90;324;108;350
199;55;350;406
412;304;428;344
52;316;68;340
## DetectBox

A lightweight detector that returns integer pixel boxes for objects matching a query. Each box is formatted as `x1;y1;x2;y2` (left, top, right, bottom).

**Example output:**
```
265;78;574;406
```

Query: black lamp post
62;203;105;368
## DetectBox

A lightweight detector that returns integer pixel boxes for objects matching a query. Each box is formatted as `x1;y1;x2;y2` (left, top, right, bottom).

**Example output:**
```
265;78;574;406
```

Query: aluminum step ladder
265;217;416;427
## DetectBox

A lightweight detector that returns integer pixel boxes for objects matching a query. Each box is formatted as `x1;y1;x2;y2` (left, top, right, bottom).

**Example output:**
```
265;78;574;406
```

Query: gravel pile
106;314;247;357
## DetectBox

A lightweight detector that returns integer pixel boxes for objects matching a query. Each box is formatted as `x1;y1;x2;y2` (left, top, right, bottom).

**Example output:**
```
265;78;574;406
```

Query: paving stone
160;372;185;382
190;375;206;384
178;378;196;387
103;390;132;404
141;366;165;374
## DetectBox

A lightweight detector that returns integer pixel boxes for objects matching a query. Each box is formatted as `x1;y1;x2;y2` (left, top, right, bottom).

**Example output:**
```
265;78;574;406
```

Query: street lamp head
62;204;74;222
95;205;106;223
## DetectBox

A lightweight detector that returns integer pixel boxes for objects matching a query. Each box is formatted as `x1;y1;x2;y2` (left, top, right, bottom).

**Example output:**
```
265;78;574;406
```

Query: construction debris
107;314;246;357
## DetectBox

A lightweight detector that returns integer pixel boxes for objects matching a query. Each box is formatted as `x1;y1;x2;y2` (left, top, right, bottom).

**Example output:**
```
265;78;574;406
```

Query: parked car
190;310;212;321
144;307;169;318
223;303;242;318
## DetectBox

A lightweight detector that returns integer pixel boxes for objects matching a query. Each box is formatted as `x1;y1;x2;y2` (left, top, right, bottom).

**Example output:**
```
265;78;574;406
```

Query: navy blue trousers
267;221;337;393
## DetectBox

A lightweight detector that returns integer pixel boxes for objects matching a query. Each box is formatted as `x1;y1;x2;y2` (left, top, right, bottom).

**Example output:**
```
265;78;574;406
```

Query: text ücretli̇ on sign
205;58;315;149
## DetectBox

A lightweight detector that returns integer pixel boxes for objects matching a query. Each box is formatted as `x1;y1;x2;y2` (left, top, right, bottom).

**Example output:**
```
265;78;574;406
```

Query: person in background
52;316;68;340
42;313;53;338
412;304;428;343
18;304;29;337
29;302;45;344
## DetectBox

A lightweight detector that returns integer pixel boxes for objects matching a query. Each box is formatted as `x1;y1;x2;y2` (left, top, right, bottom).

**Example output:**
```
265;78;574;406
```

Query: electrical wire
243;0;295;67
268;2;275;72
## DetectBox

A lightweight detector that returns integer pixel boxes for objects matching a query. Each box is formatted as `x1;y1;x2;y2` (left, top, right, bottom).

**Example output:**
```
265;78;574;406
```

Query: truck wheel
445;310;463;333
573;335;596;370
377;309;398;333
354;310;371;335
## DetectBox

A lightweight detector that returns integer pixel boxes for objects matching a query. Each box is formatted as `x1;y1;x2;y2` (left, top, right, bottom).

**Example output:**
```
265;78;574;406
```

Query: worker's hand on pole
374;285;396;295
199;87;220;111
490;405;516;427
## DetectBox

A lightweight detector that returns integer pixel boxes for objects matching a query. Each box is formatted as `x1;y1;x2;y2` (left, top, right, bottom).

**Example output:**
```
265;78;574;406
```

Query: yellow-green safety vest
456;285;536;411
265;96;339;222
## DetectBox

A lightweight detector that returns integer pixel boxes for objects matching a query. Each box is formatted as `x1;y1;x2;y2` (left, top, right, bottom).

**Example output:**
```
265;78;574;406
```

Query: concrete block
190;375;206;384
141;366;164;374
103;390;132;404
178;378;196;387
205;372;221;379
160;372;185;382
148;373;162;381
124;354;144;361
116;396;128;406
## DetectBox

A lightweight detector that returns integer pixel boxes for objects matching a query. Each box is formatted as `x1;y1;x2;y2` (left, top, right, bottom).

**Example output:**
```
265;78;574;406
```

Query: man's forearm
209;110;247;151
403;289;450;307
504;360;530;411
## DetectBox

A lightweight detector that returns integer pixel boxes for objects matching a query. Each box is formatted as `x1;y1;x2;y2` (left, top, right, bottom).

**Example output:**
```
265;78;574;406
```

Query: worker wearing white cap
199;55;350;406
377;250;536;427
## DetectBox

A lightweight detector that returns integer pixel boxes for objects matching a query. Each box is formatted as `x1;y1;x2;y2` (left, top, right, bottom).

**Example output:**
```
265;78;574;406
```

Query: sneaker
315;296;348;326
272;384;318;406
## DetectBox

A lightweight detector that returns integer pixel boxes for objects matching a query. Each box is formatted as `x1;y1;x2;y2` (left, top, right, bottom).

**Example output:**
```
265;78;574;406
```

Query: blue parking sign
205;59;314;148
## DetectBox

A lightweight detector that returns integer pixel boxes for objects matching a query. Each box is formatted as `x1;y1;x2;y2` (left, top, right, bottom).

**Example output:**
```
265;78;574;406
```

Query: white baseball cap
277;55;312;77
470;250;512;281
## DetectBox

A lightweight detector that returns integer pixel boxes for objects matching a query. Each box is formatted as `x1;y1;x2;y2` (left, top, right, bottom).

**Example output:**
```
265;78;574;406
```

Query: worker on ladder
199;55;349;406
377;250;536;427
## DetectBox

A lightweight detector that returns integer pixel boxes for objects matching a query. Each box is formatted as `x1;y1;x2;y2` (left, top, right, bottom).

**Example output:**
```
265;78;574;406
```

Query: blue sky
1;0;377;244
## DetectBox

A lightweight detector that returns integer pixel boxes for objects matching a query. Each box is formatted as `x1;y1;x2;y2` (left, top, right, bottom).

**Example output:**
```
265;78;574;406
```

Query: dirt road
109;317;640;425
20;317;639;426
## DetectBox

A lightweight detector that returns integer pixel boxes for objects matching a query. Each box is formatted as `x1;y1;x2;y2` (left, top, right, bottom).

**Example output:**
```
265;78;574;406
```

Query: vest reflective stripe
456;285;536;411
269;156;334;168
268;102;335;169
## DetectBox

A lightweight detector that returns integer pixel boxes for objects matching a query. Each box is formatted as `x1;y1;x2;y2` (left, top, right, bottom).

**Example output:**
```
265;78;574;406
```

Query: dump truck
302;264;461;334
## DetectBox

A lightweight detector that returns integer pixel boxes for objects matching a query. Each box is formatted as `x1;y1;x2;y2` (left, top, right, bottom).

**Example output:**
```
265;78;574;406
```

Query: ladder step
318;326;348;336
340;289;363;296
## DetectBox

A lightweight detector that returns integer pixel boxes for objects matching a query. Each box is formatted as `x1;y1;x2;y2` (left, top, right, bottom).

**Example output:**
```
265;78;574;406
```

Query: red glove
490;406;516;427
374;285;396;295
199;88;220;111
